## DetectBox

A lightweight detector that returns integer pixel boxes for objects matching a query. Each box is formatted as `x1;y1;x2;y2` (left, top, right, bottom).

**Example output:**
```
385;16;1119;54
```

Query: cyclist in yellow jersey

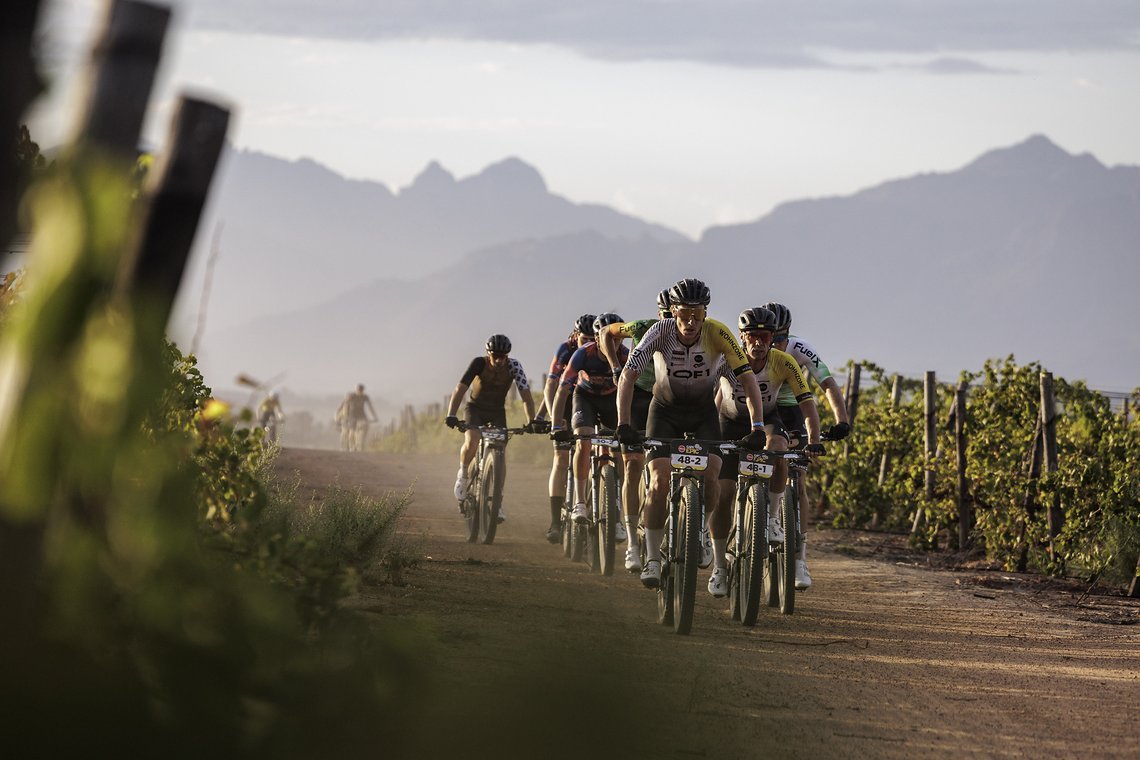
614;278;767;589
709;307;823;597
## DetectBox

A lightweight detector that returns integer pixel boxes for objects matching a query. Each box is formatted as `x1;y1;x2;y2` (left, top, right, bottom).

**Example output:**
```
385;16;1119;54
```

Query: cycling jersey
716;347;812;420
343;393;371;420
547;338;577;379
561;341;628;396
616;318;660;393
626;317;752;406
776;335;834;407
460;356;530;411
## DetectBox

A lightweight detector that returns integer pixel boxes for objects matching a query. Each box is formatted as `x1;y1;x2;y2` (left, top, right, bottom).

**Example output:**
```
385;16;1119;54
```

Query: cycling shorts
571;389;618;431
777;405;806;448
717;415;791;479
465;403;507;429
622;386;654;454
646;398;721;462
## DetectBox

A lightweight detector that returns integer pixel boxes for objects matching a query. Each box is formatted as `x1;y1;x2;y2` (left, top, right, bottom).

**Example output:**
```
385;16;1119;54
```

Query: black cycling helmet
668;278;711;307
738;307;780;333
486;334;512;354
655;289;672;316
593;312;623;335
574;313;597;337
761;302;792;332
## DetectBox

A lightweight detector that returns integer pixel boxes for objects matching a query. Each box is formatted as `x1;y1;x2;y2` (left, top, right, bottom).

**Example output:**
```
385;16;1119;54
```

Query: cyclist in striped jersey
613;278;767;589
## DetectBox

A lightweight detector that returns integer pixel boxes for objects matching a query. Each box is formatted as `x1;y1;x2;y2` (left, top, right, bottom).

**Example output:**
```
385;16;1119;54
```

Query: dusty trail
274;447;1139;759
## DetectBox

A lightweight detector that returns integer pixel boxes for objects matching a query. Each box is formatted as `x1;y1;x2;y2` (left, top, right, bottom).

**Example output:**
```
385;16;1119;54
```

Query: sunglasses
742;329;774;341
490;351;508;359
773;333;789;342
672;306;706;321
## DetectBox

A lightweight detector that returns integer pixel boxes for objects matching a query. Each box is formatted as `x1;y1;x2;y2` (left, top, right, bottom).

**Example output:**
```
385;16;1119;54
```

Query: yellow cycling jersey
716;348;812;420
626;317;752;405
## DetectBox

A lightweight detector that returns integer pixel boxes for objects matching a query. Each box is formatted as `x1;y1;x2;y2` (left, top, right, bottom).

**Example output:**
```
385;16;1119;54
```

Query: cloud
169;0;1140;69
907;57;1021;75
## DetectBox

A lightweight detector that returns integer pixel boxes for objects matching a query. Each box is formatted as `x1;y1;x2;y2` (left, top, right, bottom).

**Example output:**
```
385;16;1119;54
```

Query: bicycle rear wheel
777;483;797;614
597;464;618;576
479;450;504;545
671;479;701;635
740;483;767;626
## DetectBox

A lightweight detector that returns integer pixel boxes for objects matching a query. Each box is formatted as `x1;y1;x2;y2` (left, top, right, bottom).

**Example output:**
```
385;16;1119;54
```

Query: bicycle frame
456;422;526;545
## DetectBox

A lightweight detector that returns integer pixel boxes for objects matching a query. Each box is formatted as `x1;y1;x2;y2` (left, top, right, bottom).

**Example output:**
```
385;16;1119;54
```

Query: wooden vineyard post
1016;417;1044;573
912;372;937;539
955;380;970;550
1039;372;1062;562
873;374;901;528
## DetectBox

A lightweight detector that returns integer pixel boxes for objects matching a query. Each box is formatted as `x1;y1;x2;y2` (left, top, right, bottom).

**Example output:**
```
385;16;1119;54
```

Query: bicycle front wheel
671;479;701;635
479;450;504;545
777;483;797;614
597;464;618;576
740;482;767;626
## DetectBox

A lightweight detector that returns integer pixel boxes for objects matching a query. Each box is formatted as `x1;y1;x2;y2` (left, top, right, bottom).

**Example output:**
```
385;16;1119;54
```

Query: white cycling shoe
453;469;468;502
795;560;812;590
572;503;589;524
767;517;785;544
624;546;642;573
707;567;729;598
698;526;713;569
640;559;662;588
615;521;628;543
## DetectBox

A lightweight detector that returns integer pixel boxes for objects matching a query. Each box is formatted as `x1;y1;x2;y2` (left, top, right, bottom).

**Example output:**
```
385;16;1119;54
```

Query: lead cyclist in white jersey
762;302;851;590
613;278;767;589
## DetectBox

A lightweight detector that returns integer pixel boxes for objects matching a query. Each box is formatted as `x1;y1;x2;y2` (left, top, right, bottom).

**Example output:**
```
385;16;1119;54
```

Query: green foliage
815;356;1140;585
0;143;425;756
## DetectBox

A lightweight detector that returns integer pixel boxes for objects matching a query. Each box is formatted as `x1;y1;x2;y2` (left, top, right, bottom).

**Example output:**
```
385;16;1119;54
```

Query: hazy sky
28;0;1140;237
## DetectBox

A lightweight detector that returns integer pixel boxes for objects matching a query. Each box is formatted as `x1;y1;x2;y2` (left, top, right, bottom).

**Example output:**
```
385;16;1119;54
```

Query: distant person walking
337;384;378;451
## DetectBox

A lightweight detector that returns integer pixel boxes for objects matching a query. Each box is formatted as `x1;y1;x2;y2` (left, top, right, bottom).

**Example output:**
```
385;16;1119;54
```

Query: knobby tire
672;479;701;635
741;482;767;626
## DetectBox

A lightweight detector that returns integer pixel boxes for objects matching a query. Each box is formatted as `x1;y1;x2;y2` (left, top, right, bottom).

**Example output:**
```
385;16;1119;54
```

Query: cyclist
613;278;767;589
445;334;541;522
540;314;595;542
763;302;851;589
550;313;628;531
337;383;378;451
597;288;674;572
257;391;285;444
711;307;823;597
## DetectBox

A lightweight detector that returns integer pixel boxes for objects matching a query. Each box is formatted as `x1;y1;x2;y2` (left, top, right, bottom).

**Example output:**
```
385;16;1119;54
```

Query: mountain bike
641;434;714;636
722;444;768;625
572;431;622;575
455;422;527;545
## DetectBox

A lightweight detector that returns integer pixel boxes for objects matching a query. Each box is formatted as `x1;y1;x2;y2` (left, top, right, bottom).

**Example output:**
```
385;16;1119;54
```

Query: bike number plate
670;441;708;471
591;437;618;448
738;452;773;478
482;428;506;442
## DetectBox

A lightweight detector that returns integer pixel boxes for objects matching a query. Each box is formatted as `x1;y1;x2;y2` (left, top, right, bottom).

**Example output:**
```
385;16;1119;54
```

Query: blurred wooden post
1124;398;1131;425
1040;372;1062;560
955;380;970;550
1;0;45;248
74;0;170;155
912;372;937;537
118;97;230;323
1129;557;1140;599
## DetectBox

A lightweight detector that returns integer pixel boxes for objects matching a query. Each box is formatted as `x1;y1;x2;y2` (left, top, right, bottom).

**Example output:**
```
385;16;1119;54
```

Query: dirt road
275;447;1139;759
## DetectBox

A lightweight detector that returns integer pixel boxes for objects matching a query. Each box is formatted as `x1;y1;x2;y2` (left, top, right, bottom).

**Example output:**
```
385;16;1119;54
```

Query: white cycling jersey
776;335;834;407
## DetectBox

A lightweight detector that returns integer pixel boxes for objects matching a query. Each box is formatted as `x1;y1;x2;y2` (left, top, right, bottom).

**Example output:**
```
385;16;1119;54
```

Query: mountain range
170;135;1140;419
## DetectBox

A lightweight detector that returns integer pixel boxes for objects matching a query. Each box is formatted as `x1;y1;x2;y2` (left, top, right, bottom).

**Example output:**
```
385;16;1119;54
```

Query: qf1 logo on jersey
667;349;712;379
